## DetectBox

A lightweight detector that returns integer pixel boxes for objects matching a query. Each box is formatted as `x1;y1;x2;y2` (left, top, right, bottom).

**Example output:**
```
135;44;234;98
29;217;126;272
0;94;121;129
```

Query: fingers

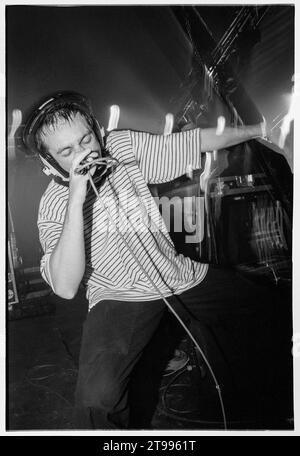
87;163;98;177
70;149;100;176
71;149;91;169
84;150;100;163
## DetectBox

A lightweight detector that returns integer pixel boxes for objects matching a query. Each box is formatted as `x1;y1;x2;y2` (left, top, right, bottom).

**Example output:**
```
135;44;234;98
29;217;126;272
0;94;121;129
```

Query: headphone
22;91;105;181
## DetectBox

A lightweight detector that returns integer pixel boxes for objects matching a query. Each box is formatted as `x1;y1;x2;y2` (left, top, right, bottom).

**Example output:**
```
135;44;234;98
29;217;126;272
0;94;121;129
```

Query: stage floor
8;282;294;431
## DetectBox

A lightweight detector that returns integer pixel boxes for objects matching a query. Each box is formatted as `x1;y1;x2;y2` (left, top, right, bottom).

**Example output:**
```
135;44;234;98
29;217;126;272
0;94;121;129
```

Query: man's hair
34;104;94;154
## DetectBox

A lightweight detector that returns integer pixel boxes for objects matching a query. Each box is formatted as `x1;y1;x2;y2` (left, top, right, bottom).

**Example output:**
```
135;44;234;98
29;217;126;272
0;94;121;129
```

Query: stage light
163;113;174;136
216;116;226;136
107;105;120;132
278;90;295;149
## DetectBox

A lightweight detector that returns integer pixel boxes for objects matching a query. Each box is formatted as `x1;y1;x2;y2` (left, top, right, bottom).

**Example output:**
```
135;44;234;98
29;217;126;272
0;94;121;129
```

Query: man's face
41;112;101;172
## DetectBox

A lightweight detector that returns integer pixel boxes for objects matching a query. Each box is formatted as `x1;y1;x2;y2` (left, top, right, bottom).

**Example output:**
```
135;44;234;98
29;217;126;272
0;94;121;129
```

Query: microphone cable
82;161;228;430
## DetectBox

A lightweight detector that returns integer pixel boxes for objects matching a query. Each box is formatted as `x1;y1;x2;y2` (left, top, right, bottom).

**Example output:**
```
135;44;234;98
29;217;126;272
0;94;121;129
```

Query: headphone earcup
40;152;69;181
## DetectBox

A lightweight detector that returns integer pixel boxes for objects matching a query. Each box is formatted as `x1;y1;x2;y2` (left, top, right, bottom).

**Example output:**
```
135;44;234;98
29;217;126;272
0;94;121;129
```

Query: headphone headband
23;91;93;149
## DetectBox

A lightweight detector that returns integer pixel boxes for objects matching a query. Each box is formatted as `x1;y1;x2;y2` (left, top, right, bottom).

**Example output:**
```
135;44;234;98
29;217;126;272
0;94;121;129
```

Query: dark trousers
73;266;292;429
74;297;165;429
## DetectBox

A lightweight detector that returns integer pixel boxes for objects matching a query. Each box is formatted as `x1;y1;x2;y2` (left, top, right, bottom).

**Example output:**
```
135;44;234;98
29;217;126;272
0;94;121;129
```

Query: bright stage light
278;90;295;149
163;113;174;136
216;116;226;136
107;105;120;132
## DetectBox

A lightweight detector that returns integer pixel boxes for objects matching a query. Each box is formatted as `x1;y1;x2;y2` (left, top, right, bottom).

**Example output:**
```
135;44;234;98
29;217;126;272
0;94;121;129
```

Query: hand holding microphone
68;149;99;204
74;150;100;175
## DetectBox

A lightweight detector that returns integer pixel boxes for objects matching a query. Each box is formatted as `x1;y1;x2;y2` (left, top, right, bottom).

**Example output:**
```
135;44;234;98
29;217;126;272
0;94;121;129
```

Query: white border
1;0;299;437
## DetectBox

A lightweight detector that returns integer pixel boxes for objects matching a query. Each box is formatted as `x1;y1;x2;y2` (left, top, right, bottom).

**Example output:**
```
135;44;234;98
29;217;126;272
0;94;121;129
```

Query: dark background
7;5;294;268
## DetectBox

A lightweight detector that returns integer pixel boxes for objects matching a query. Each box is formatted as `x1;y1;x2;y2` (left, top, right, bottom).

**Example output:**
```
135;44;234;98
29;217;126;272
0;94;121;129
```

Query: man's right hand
48;147;100;299
69;149;99;204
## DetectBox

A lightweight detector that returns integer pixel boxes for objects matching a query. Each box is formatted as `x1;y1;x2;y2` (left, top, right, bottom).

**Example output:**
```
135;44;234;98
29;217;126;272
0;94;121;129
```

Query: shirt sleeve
129;128;202;184
37;189;66;291
38;219;63;290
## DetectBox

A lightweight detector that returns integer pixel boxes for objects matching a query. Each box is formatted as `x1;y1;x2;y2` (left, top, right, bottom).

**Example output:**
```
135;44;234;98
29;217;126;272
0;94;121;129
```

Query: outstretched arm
200;123;265;152
128;121;267;185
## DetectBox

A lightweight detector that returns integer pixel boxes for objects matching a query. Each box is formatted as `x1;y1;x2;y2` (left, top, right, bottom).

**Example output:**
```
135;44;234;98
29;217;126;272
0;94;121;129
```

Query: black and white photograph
6;2;296;433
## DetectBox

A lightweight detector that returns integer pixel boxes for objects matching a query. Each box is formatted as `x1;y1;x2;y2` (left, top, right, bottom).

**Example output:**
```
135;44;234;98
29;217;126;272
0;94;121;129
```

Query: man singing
23;91;269;429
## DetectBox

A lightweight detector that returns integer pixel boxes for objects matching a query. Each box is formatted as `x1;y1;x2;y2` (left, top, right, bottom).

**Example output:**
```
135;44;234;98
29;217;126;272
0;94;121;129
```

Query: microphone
75;152;119;175
75;150;101;175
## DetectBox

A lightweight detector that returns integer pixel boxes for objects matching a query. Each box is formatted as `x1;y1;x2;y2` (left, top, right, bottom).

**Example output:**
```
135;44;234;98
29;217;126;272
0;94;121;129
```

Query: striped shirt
38;128;208;310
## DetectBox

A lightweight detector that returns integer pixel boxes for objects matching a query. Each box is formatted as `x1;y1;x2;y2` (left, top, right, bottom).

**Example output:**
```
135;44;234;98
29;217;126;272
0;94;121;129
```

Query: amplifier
153;169;292;287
